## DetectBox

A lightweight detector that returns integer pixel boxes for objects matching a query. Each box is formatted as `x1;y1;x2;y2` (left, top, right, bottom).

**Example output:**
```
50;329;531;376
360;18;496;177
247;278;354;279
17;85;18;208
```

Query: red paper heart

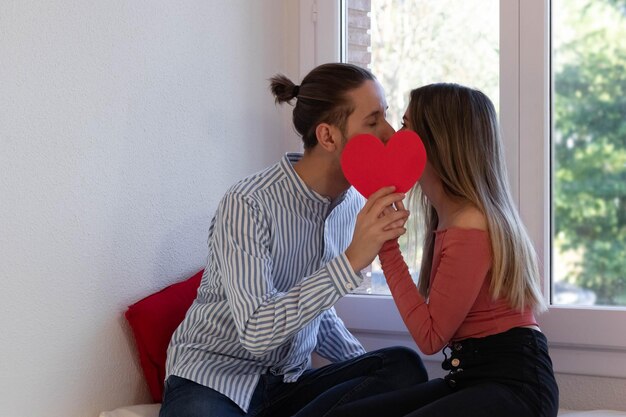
340;130;427;198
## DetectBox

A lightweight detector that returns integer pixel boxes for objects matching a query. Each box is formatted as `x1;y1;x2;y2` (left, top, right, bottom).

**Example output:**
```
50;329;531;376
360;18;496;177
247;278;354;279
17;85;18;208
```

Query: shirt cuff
326;253;363;295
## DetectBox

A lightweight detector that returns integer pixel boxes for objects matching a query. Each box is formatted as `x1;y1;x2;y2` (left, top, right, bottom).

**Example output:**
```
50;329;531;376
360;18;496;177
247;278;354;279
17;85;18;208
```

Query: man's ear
315;123;342;152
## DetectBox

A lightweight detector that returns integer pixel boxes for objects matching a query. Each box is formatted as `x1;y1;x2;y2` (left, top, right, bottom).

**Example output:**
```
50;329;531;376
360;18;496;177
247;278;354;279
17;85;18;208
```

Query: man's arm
315;307;366;362
215;192;363;356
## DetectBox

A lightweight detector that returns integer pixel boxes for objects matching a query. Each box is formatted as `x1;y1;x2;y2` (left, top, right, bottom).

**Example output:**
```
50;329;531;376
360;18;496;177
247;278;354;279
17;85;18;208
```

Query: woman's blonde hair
406;83;546;313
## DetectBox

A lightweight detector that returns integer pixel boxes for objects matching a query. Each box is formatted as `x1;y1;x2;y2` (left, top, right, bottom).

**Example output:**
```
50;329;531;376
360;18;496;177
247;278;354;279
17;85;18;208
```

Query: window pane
552;0;626;306
343;0;500;294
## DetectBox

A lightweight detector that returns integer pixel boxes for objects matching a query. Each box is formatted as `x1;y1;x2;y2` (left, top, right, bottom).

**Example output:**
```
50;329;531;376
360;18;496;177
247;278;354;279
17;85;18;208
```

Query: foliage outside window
346;0;626;306
552;0;626;306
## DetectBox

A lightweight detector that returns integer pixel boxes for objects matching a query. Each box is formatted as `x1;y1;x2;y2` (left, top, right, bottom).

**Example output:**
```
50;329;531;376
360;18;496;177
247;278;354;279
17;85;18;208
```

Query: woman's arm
379;230;491;354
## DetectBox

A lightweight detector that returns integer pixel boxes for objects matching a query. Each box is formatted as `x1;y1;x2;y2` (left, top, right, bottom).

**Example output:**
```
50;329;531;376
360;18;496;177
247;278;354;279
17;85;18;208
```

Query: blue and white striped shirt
166;153;366;412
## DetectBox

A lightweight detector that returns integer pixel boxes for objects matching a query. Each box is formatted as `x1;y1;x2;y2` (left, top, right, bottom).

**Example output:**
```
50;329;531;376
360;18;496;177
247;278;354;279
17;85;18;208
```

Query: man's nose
380;120;396;143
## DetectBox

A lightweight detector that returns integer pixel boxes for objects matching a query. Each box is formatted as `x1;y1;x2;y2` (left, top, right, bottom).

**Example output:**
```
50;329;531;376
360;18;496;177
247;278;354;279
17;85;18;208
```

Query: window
552;0;626;307
300;0;626;378
343;0;500;295
344;0;626;305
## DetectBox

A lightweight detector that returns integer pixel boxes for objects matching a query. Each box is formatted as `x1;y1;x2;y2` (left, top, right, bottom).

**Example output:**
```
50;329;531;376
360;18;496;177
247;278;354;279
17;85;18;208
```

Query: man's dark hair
270;63;375;149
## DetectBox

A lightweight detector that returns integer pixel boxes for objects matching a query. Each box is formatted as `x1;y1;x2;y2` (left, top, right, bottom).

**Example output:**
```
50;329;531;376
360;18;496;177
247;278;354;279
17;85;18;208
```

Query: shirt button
346;282;354;290
451;358;460;367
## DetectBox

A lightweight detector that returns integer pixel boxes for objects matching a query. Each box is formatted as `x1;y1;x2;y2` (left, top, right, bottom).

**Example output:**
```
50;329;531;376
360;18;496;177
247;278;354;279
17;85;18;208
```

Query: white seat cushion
100;404;626;417
98;404;161;417
559;410;626;416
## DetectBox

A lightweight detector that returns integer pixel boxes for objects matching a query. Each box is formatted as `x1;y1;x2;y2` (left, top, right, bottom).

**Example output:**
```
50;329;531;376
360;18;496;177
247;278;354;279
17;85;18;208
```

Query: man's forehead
348;80;387;114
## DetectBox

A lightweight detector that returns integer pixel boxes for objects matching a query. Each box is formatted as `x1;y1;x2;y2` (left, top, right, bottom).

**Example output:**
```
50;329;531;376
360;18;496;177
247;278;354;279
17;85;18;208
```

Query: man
161;63;427;417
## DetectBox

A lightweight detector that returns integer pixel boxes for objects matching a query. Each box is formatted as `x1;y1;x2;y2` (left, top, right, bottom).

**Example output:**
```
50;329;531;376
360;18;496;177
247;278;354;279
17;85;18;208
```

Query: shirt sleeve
378;232;492;355
315;307;366;362
216;192;363;356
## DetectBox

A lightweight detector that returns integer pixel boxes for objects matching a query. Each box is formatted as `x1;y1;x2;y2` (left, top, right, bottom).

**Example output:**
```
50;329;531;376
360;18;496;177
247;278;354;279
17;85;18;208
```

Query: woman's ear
315;123;341;152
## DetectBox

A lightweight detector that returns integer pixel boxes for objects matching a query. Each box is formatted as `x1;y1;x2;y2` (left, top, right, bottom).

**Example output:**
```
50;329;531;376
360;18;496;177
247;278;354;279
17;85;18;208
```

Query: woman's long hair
407;83;546;312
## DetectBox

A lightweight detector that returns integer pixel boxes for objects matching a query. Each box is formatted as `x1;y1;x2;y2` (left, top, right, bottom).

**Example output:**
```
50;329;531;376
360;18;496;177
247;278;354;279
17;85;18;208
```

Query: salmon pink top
379;228;537;355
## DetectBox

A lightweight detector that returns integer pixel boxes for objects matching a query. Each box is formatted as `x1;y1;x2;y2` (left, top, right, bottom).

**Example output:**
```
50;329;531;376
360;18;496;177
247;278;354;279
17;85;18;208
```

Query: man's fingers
381;227;407;241
379;210;409;231
379;206;395;219
363;186;396;213
383;217;408;231
370;193;406;217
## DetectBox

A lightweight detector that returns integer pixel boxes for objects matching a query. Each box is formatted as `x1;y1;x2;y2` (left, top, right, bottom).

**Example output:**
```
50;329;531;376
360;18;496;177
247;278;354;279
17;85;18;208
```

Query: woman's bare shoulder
450;205;488;231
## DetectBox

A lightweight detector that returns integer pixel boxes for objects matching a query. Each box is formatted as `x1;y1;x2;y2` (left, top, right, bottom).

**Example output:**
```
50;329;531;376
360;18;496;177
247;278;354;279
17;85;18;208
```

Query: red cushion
125;270;203;402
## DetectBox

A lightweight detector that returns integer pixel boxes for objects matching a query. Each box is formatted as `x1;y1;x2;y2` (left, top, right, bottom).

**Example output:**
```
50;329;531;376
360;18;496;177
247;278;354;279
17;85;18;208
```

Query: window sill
335;294;626;379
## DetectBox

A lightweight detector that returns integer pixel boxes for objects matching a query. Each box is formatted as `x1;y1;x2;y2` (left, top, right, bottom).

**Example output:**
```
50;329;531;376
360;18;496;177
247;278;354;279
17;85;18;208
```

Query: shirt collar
280;153;351;208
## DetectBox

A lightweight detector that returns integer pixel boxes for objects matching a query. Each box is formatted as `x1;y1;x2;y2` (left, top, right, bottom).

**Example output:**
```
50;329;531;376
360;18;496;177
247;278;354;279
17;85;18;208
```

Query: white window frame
300;0;626;378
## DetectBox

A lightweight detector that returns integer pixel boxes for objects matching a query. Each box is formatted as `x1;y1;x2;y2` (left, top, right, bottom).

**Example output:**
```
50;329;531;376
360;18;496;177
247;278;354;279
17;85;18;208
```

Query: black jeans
327;327;559;417
159;346;428;417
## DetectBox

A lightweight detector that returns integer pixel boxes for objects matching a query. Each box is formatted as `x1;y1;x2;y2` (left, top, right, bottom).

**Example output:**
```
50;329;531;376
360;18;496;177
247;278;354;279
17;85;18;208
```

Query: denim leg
408;328;559;417
405;382;535;417
325;378;452;417
159;375;264;417
262;346;428;417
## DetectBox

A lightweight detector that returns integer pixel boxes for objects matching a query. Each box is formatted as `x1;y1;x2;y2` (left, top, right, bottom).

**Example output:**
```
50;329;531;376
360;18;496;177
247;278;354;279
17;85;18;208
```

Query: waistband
447;327;547;354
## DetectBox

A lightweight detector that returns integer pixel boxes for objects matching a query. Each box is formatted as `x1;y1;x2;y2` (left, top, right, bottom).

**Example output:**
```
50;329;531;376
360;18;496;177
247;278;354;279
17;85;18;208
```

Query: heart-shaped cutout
340;130;427;198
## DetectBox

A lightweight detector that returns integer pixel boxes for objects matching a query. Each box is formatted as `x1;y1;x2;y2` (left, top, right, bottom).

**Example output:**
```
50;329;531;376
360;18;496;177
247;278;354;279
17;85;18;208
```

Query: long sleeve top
379;228;537;355
166;154;366;412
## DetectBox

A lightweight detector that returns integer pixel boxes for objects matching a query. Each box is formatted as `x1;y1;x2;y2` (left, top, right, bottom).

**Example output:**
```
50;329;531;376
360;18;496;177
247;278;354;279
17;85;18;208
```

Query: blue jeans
159;346;428;417
326;327;559;417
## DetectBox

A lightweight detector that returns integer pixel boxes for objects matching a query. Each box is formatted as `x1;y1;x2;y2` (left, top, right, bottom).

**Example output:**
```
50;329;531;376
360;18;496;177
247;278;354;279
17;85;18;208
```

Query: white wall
4;0;624;414
0;1;301;416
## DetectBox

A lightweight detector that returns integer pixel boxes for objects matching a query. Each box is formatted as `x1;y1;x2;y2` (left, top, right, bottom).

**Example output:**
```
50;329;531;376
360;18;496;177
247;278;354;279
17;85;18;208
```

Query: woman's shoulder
435;206;490;253
438;205;488;233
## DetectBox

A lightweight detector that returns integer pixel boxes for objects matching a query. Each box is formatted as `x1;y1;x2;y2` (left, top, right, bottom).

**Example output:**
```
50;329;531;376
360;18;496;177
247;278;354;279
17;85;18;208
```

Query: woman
331;83;559;417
